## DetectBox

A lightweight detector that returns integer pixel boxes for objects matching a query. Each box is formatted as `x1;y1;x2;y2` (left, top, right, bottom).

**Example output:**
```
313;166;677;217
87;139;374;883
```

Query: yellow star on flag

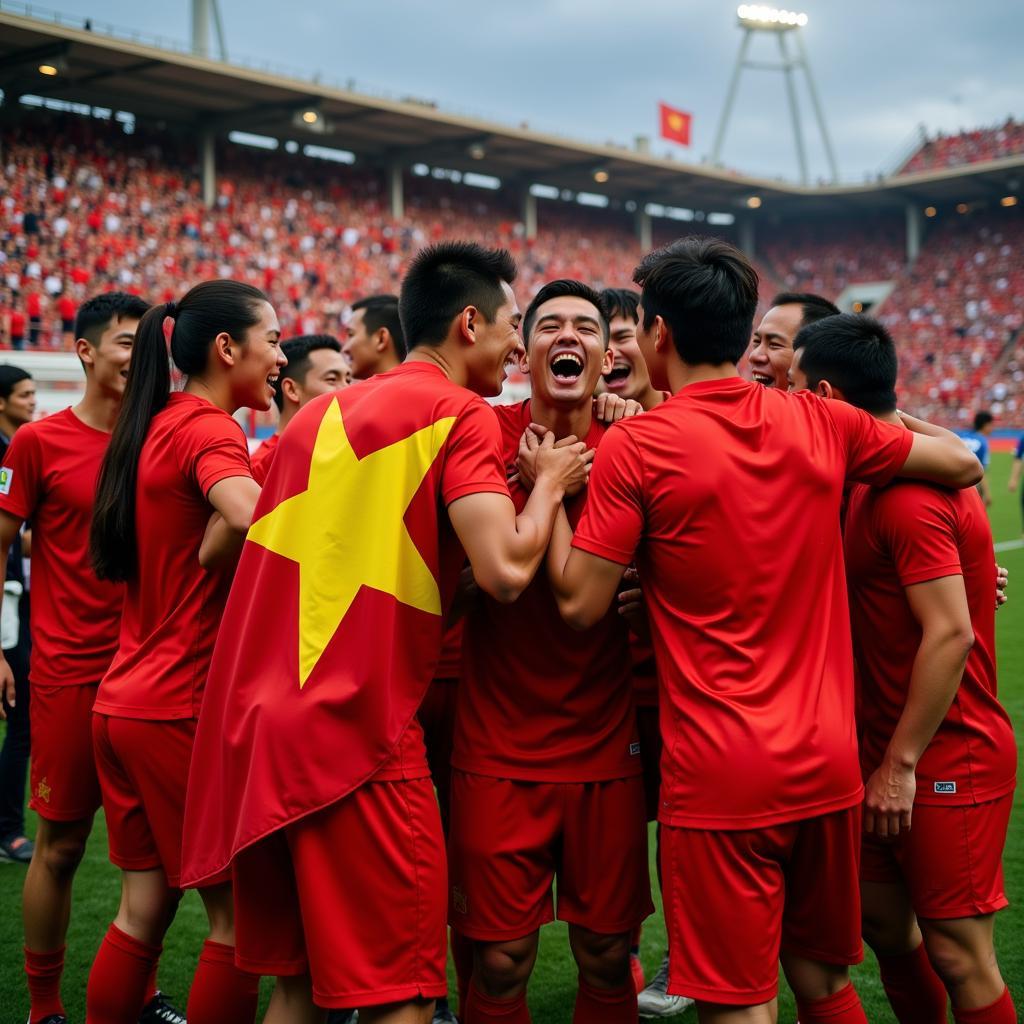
247;398;456;688
669;113;684;131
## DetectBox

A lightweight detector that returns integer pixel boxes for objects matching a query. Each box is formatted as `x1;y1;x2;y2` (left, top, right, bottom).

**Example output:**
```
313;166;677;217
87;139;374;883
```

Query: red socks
143;961;159;1005
25;946;66;1024
86;924;162;1024
464;980;532;1023
952;987;1017;1024
452;929;475;1016
572;977;638;1023
186;939;260;1024
796;982;869;1024
877;943;948;1023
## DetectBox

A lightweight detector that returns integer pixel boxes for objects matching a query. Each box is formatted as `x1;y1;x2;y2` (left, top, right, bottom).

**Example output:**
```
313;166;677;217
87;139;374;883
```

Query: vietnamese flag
181;365;510;886
659;102;693;146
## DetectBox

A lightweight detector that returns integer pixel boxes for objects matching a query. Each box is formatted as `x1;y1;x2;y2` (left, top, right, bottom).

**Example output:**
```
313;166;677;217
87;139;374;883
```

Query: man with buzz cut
0;293;185;1024
748;290;840;390
251;333;351;485
449;278;652;1024
545;236;983;1024
790;315;1017;1024
343;293;407;380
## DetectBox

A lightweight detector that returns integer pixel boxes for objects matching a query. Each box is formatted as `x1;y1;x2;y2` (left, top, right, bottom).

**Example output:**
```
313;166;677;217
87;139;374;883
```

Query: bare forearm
897;411;959;442
198;513;248;570
1009;461;1022;490
886;630;972;769
504;477;565;592
545;506;575;602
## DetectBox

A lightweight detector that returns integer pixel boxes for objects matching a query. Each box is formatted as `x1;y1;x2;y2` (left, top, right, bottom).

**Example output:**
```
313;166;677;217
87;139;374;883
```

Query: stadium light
301;109;320;125
925;206;937;217
468;143;487;160
37;57;68;77
957;203;969;214
746;195;762;209
736;5;808;29
593;169;610;183
1001;195;1018;207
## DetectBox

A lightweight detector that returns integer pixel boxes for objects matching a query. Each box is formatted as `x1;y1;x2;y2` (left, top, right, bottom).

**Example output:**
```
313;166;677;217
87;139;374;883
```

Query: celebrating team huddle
0;237;1016;1024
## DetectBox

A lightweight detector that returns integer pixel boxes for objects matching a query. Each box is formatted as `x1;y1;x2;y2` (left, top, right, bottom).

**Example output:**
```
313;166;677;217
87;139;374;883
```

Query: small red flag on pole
659;102;692;146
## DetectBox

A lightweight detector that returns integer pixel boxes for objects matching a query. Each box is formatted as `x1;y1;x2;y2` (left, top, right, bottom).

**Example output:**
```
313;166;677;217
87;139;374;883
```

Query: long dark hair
91;280;268;582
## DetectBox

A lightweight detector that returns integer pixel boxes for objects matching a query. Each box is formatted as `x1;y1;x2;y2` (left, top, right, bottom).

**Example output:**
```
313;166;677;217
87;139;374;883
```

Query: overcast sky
39;0;1024;183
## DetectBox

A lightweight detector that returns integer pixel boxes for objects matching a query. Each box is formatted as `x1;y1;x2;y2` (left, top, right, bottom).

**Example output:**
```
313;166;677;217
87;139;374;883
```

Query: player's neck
666;361;738;393
528;396;592;442
73;383;122;433
637;383;665;411
184;375;237;415
277;403;298;433
876;410;903;427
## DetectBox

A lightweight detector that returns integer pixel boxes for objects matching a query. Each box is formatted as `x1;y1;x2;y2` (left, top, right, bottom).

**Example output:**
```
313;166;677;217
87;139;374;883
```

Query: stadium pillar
637;210;652;252
523;191;537;240
200;129;216;209
739;217;755;259
389;164;404;220
905;202;922;263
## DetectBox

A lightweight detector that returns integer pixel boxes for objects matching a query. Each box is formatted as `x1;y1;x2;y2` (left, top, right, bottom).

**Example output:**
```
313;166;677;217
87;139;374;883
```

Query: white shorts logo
0;467;13;495
934;781;957;794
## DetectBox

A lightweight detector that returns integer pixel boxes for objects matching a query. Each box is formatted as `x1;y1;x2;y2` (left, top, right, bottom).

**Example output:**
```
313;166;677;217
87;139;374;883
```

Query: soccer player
86;281;285;1024
343;293;407;380
544;236;984;1024
748;291;840;389
252;334;350;484
0;294;189;1024
790;316;1018;1024
181;243;588;1024
961;411;994;507
1009;431;1024;534
0;365;35;864
600;287;666;411
450;279;651;1024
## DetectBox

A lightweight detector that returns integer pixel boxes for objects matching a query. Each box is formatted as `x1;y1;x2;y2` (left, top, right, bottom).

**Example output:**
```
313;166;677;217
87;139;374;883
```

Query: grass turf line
1;454;1021;1022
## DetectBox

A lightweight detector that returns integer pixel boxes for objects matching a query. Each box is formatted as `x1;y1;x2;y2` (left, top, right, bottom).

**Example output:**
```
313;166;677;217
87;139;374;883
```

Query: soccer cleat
32;1017;69;1024
0;833;34;862
637;956;694;1018
631;952;646;993
138;991;186;1024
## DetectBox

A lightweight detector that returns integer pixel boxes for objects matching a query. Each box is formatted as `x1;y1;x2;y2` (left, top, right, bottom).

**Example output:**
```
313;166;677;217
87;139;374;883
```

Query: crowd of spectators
898;118;1024;175
1;112;1021;426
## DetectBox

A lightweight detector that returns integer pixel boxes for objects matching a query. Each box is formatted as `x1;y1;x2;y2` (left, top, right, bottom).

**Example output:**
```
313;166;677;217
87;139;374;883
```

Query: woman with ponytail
86;280;285;1024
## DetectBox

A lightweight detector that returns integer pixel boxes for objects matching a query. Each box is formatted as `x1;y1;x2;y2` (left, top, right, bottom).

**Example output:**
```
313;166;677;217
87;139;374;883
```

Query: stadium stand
898;118;1024;175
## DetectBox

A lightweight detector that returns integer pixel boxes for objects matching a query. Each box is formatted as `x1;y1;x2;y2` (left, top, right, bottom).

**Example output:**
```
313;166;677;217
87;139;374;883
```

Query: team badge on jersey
0;467;13;495
934;781;957;794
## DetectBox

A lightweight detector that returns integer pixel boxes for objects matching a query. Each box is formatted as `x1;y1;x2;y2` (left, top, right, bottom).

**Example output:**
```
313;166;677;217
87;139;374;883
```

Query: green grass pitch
1;453;1021;1022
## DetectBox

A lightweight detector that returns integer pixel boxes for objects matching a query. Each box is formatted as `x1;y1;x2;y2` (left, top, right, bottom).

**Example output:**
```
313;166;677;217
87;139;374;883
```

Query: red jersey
844;480;1016;806
573;379;914;829
435;620;463;681
182;363;510;885
631;637;659;708
250;432;280;486
95;393;252;720
0;409;123;686
455;400;640;783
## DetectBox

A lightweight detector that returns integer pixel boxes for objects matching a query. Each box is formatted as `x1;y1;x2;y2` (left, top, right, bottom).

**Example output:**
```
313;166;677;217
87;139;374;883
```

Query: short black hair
75;292;151;347
771;291;840;329
523;279;609;348
633;237;759;366
272;334;342;411
973;410;994;431
793;313;898;414
399;242;517;348
0;364;32;400
599;288;640;324
351;294;407;359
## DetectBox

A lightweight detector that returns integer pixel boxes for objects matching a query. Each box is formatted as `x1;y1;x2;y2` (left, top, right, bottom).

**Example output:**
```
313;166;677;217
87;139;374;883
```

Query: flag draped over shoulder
182;367;498;886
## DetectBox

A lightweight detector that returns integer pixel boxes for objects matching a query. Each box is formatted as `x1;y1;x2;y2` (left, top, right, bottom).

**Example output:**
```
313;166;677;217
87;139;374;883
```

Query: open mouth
604;364;631;388
550;352;584;383
751;372;774;387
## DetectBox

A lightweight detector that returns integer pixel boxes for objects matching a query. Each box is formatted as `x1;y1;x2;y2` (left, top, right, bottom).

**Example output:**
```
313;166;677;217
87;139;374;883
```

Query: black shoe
0;833;34;862
139;992;186;1024
34;1017;69;1024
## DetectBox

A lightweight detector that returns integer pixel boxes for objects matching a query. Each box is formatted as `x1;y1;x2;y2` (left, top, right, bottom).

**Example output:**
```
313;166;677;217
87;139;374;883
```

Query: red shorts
661;806;863;1006
92;714;212;888
29;683;102;822
636;705;661;823
447;770;653;941
860;794;1013;920
234;777;447;1010
418;676;458;832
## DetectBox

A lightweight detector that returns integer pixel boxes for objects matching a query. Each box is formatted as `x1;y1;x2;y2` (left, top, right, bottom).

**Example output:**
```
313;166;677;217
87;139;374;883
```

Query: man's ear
280;376;301;406
457;306;479;346
816;380;835;401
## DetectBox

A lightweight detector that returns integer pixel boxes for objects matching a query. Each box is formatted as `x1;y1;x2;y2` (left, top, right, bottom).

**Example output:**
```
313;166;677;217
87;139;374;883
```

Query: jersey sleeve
875;485;962;588
1015;435;1024;460
0;424;43;522
442;399;511;506
823;399;914;486
173;409;253;498
572;426;644;566
979;436;990;469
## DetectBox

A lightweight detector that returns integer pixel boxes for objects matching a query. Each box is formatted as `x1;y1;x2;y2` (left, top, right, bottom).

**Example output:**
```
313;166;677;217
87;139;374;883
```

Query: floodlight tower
711;5;838;184
191;0;229;60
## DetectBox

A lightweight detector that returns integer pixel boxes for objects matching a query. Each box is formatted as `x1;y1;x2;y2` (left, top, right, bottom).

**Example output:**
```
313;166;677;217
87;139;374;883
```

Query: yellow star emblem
247;397;456;688
669;113;684;130
36;777;51;803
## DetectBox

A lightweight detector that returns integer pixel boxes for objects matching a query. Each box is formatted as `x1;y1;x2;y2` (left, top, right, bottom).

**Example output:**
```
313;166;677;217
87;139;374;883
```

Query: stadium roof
2;8;1022;219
